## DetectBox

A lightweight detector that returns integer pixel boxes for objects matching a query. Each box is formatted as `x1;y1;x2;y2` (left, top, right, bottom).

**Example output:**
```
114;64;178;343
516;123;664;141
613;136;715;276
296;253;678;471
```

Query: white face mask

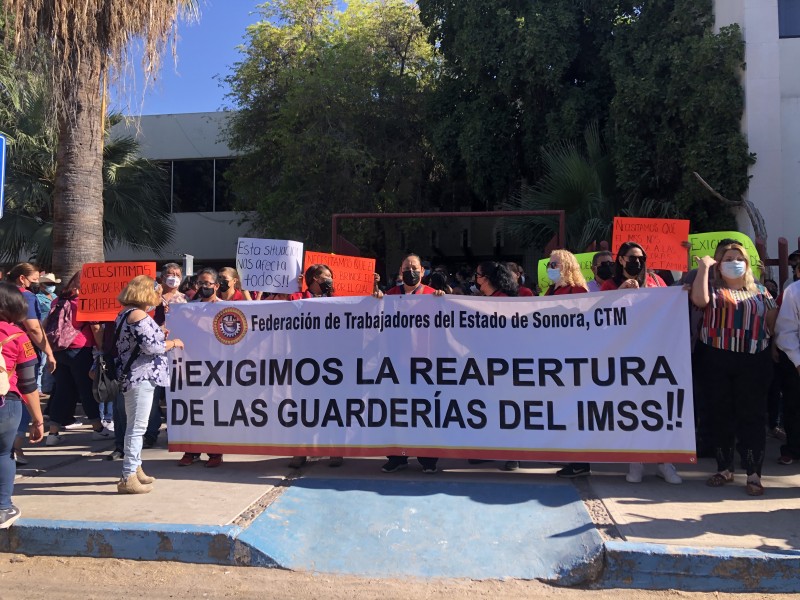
164;275;181;289
720;260;747;279
546;268;562;283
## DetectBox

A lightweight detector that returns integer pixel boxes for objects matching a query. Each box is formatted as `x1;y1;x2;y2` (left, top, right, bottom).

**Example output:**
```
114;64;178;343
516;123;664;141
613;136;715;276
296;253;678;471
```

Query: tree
3;1;196;276
608;0;752;232
225;0;443;250
0;68;174;269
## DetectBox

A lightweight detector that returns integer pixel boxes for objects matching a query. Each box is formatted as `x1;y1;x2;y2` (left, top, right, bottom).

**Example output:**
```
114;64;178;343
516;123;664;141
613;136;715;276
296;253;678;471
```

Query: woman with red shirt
543;250;589;296
0;282;45;527
475;261;519;298
216;267;248;301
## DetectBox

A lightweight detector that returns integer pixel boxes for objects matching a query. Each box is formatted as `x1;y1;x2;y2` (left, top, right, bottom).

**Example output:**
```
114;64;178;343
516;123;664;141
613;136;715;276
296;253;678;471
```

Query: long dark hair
612;241;648;288
478;261;519;296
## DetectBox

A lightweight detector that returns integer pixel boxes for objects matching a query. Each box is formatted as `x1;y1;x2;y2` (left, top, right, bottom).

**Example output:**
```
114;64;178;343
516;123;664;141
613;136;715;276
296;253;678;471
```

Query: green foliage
226;0;444;250
608;0;752;232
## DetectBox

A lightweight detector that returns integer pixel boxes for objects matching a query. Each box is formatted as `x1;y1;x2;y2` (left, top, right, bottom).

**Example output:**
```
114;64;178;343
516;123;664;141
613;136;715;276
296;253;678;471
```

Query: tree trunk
52;49;105;279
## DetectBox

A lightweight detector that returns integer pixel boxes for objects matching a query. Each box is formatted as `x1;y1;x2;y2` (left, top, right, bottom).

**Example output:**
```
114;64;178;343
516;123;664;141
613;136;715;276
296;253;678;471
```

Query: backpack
92;309;140;404
44;297;82;351
0;333;22;396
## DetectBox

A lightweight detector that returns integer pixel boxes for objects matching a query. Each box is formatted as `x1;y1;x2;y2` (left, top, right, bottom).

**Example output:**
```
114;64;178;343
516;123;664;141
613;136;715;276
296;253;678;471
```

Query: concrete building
715;0;800;250
107;112;253;269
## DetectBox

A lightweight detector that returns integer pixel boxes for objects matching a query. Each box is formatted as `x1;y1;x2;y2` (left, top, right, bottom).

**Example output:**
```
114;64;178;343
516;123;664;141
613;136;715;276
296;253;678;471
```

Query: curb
600;540;800;592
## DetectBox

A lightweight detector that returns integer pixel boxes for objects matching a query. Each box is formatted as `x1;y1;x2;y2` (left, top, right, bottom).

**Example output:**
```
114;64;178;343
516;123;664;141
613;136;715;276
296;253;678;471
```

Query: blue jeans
113;386;162;452
0;399;22;508
122;380;155;479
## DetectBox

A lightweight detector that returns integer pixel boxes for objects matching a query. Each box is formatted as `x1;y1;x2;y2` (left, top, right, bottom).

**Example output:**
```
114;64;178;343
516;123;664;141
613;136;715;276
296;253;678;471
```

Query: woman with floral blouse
115;275;184;494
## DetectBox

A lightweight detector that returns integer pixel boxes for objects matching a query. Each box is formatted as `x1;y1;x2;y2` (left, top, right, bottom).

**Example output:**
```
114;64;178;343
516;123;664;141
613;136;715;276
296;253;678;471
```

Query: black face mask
197;286;215;299
28;283;41;294
318;278;334;296
402;269;421;287
625;257;644;277
218;280;230;293
596;263;613;281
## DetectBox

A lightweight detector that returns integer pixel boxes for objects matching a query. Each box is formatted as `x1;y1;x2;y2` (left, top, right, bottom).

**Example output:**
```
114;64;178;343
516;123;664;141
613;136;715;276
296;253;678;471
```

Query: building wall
715;0;800;250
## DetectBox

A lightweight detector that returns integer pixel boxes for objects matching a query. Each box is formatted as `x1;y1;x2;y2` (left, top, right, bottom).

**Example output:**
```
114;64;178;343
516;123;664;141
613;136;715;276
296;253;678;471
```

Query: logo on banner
212;307;248;345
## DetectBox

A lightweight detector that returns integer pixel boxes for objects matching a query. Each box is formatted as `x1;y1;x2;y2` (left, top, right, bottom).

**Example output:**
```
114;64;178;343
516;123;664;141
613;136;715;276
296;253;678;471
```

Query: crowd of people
0;235;796;525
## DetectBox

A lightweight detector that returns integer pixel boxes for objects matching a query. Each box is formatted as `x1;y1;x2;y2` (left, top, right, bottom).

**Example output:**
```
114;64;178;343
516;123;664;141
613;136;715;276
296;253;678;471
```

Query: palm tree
3;1;196;276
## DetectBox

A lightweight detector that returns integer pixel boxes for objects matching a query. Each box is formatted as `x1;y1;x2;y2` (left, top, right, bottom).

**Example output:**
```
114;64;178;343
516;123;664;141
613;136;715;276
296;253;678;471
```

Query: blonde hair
712;242;757;292
118;275;160;309
551;249;588;290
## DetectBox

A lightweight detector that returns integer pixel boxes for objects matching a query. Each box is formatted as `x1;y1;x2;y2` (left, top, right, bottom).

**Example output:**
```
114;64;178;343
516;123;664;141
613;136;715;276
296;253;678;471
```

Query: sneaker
177;453;201;466
778;455;794;465
288;456;307;469
768;426;787;442
45;433;64;446
381;458;409;473
626;462;644;483
106;449;124;461
328;456;344;468
556;464;591;478
91;427;113;440
13;448;28;466
656;462;682;484
0;505;21;529
64;421;84;430
421;465;438;474
102;420;115;433
501;461;519;471
205;455;223;468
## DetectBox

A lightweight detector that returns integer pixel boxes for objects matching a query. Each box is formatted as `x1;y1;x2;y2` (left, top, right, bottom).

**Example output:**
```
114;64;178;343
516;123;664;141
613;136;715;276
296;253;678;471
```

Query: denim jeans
113;386;162;452
0;399;22;508
48;347;100;426
122;380;155;479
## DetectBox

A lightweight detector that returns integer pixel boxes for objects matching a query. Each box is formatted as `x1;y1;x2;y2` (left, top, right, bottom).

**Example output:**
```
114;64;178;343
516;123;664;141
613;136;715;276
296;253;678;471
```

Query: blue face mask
720;260;747;279
43;285;56;294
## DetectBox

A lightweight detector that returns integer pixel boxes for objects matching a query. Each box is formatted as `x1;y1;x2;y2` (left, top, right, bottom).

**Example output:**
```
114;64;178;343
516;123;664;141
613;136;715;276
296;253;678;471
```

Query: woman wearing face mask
33;273;60;403
693;242;777;496
543;250;589;296
287;264;342;468
474;261;519;298
217;267;250;301
601;242;681;485
178;268;225;468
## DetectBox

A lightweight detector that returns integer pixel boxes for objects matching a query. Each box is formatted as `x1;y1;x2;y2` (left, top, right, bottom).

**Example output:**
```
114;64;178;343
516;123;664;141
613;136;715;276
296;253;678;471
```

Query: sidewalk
2;425;800;592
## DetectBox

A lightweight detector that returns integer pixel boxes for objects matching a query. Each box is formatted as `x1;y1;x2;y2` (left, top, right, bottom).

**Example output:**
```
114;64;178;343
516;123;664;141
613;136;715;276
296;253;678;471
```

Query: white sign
235;237;303;294
166;288;696;463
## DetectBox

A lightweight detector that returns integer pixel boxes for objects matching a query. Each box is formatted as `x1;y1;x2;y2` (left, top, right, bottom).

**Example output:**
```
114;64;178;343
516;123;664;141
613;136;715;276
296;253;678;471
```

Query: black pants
777;351;800;459
387;455;438;469
699;344;772;476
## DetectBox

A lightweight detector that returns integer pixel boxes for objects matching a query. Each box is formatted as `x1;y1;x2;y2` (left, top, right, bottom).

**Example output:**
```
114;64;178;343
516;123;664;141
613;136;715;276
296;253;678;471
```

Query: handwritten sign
236;238;304;294
612;217;690;271
78;262;157;321
537;252;597;295
302;252;376;297
688;231;761;280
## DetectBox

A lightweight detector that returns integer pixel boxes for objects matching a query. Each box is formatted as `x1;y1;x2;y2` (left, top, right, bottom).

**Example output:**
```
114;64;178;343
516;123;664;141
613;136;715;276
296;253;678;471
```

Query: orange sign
611;217;690;271
302;252;376;297
78;262;157;321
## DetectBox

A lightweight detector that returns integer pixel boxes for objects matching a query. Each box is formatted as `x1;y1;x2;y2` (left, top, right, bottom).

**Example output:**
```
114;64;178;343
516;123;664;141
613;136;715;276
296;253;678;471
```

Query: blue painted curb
0;519;277;567
601;541;800;592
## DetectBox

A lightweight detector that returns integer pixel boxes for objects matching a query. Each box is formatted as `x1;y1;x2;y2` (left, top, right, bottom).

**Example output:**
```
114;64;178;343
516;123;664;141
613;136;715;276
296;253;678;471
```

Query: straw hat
39;273;61;284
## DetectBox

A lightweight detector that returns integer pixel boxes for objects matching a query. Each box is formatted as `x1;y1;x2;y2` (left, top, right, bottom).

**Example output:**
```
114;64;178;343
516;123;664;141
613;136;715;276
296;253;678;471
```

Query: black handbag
91;309;140;403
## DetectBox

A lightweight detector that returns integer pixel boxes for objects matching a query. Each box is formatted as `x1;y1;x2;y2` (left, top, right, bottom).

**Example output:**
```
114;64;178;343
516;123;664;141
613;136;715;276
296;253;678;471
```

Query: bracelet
31;421;43;427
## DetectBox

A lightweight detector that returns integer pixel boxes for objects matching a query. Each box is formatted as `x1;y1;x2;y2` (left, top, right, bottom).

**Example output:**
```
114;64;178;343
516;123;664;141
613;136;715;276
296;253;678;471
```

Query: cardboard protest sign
612;217;691;271
302;252;376;297
236;238;304;294
537;252;598;295
688;231;761;280
78;262;157;321
166;288;696;463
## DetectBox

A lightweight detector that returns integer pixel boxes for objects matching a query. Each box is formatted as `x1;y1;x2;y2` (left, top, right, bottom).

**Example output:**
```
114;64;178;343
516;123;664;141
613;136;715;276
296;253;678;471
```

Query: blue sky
111;0;262;116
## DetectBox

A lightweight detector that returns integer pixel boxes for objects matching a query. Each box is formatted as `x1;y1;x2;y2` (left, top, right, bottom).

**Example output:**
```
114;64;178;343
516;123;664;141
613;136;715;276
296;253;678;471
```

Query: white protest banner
235;237;304;294
166;288;696;463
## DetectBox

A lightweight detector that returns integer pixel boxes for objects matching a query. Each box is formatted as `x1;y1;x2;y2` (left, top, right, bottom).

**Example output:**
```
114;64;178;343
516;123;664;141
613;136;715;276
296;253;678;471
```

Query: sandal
745;481;764;496
706;472;734;487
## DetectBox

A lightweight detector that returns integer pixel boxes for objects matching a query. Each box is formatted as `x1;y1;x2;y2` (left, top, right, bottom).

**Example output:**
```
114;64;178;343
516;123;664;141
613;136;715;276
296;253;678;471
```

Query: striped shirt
700;284;776;353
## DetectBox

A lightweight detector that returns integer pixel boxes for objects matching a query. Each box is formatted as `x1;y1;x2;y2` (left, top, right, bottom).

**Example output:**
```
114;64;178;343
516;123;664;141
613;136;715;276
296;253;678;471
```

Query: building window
214;159;237;211
779;0;800;38
172;159;214;212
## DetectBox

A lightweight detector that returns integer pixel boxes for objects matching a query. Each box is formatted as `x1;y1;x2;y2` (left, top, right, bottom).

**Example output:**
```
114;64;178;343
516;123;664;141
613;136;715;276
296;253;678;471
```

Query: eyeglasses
595;261;613;268
197;281;216;288
624;255;645;261
546;262;560;269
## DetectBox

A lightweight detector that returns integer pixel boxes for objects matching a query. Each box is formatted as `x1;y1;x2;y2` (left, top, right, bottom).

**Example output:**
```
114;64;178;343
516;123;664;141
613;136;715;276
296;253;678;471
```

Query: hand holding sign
236;238;304;294
612;217;690;271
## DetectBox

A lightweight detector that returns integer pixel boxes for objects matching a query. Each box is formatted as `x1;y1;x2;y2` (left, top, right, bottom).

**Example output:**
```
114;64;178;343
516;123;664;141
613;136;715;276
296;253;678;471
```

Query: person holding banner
217;267;249;301
375;254;444;473
178;268;225;468
288;264;344;468
115;275;184;494
587;251;613;293
474;261;519;299
603;243;681;485
506;262;534;297
693;242;777;496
